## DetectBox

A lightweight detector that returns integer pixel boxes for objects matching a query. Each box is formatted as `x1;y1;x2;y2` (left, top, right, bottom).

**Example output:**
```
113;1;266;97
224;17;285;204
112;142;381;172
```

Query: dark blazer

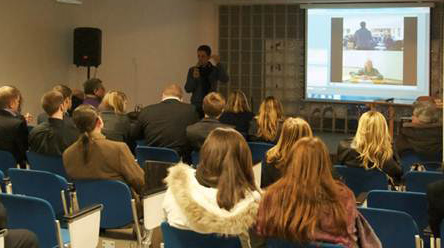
37;112;76;127
101;111;137;151
395;122;443;161
0;110;28;166
219;111;254;137
427;180;444;236
136;99;199;157
186;118;233;152
248;119;284;144
261;159;282;188
337;138;403;182
29;118;80;156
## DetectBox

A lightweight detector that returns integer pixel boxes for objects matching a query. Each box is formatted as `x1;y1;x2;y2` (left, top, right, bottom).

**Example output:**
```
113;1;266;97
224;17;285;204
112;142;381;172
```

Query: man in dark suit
427;180;444;236
136;84;199;161
29;90;79;156
0;86;29;167
186;92;233;152
185;45;229;118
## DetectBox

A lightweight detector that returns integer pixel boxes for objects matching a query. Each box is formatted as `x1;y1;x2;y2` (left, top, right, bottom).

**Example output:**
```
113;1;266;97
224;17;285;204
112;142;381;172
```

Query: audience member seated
427;179;444;237
186;92;232;152
82;78;105;108
163;128;260;247
69;88;85;116
0;86;30;167
29;90;79;156
63;105;144;196
337;111;402;183
99;91;136;150
136;84;198;161
37;84;74;126
261;118;312;188
248;96;285;144
219;90;254;137
0;201;39;248
395;100;442;161
256;137;381;247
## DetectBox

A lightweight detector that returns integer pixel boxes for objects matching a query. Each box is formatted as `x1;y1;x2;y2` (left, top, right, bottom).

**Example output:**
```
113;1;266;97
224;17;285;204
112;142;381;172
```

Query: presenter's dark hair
360;21;366;28
83;78;103;95
197;45;212;56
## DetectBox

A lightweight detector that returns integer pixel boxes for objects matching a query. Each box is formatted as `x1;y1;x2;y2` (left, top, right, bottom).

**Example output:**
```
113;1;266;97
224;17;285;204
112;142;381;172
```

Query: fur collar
165;163;260;236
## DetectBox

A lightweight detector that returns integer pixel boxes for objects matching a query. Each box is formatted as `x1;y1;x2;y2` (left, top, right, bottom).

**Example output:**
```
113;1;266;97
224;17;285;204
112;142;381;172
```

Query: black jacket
186;118;233;152
0;110;28;166
101;111;137;151
261;159;282;188
219;111;254;137
427;180;444;236
29;118;80;156
136;99;199;157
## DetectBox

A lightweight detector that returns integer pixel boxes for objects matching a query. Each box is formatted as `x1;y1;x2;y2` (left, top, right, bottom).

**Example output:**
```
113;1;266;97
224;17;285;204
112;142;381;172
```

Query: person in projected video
354;21;374;50
350;60;383;80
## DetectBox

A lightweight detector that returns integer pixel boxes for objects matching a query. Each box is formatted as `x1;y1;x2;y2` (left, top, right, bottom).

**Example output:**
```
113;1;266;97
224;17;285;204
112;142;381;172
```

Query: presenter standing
185;45;229;118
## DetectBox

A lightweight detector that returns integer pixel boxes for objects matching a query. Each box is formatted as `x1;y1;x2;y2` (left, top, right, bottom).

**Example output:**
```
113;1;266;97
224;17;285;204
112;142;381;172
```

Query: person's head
197;45;212;66
161;84;183;101
83;78;105;99
196;128;257;210
72;105;104;163
100;91;128;114
352;111;393;170
0;86;22;113
364;60;373;71
225;90;251;114
203;92;225;119
41;90;65;118
360;21;366;28
266;118;313;168
412;100;439;124
256;96;284;142
53;84;72;112
257;137;349;242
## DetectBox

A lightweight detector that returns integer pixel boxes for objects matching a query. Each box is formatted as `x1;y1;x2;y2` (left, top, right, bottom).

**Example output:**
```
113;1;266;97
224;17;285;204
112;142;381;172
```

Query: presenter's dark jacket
427;180;444;236
100;111;137;151
29;118;80;157
248;119;284;145
135;99;199;158
395;122;443;161
219;111;254;138
184;62;229;107
0;109;29;167
337;138;403;182
186;118;233;152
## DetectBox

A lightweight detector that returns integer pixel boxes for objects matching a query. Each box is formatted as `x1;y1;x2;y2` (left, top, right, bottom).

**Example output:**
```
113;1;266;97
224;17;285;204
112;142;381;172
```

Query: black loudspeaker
73;27;102;67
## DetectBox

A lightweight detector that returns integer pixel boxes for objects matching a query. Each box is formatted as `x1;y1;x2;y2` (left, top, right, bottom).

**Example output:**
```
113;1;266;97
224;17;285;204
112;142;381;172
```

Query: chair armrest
63;204;103;223
0;229;7;238
64;204;103;248
143;190;167;230
356;192;368;205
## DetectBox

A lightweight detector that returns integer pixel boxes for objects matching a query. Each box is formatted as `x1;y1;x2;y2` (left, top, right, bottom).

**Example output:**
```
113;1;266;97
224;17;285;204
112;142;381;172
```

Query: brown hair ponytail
72;105;100;163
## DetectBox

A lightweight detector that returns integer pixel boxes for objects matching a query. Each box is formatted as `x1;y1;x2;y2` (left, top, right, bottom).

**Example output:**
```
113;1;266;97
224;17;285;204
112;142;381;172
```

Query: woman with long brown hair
256;137;381;247
261;117;313;188
249;96;285;144
163;128;261;247
219;90;254;137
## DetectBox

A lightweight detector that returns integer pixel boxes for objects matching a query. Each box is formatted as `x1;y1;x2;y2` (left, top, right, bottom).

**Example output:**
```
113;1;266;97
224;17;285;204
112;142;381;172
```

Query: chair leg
131;199;143;246
415;235;423;248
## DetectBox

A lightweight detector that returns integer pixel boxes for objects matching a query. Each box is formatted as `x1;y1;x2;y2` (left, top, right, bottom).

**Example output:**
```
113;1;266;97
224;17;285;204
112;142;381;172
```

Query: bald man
135;84;199;162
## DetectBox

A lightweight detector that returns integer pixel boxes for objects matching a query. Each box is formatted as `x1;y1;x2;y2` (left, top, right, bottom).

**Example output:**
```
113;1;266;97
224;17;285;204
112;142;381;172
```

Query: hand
210;55;220;65
193;67;200;79
24;113;34;125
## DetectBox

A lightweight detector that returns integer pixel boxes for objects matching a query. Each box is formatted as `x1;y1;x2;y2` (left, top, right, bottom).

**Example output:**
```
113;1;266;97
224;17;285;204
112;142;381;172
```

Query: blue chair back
136;146;180;166
191;151;199;168
334;165;388;197
9;168;68;219
75;180;133;229
0;150;16;176
405;171;444;193
267;239;343;247
161;222;241;248
400;152;442;172
248;142;273;164
0;193;59;248
367;190;428;234
359;207;419;248
26;151;68;178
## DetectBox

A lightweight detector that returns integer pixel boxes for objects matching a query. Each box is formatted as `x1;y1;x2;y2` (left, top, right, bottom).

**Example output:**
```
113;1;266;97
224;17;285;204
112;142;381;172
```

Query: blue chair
26;151;68;178
136;146;180;166
367;190;429;236
400;152;442;172
334;165;388;198
267;239;343;247
405;171;444;193
359;207;421;248
0;150;17;176
191;151;199;168
161;222;241;248
248;142;274;164
8;168;69;219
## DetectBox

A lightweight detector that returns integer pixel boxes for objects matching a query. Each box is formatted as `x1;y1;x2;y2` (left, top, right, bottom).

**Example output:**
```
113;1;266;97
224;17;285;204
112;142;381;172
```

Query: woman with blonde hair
249;96;285;144
261;117;313;188
163;128;260;247
337;111;402;181
256;137;381;247
219;90;254;137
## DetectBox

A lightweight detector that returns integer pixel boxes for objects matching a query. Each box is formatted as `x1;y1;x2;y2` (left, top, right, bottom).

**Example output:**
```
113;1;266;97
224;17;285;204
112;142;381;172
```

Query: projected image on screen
306;7;430;103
